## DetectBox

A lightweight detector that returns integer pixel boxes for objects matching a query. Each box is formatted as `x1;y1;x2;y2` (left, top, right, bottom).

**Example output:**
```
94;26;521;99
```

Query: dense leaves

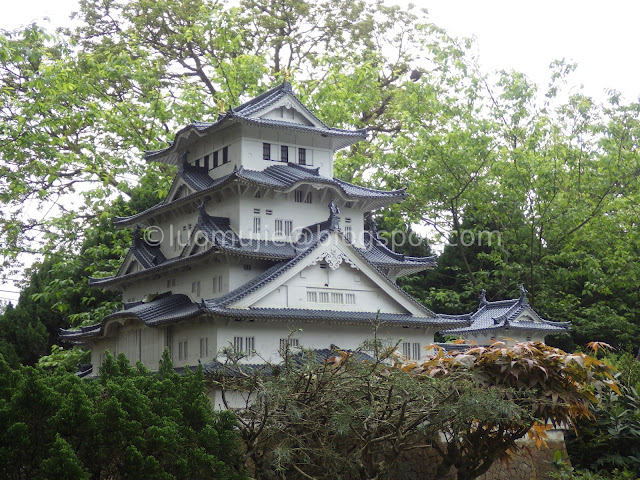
217;340;617;480
0;350;247;480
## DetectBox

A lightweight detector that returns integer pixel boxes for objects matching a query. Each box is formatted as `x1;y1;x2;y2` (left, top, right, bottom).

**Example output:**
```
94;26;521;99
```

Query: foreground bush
0;351;246;480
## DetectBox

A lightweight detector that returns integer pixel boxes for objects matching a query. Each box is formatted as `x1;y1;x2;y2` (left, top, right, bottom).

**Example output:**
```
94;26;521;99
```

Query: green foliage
566;353;640;476
0;352;247;480
218;340;614;480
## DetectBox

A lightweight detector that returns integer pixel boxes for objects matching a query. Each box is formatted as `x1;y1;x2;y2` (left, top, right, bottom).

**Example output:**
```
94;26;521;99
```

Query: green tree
215;340;617;480
0;351;247;479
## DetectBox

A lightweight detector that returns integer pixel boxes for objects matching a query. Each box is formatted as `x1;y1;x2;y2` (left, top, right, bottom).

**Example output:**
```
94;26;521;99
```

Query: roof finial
328;201;340;230
216;98;226;114
369;216;379;240
198;197;209;218
479;289;487;306
518;284;529;305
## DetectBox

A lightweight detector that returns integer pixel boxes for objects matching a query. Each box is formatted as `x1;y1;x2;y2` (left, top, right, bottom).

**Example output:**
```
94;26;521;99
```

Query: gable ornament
311;246;359;271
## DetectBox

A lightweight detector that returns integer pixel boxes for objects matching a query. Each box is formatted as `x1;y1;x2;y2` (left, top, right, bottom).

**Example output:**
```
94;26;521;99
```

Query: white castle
61;83;567;376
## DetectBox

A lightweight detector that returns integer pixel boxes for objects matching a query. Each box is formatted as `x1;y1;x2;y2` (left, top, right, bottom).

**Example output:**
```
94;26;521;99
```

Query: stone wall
393;429;568;480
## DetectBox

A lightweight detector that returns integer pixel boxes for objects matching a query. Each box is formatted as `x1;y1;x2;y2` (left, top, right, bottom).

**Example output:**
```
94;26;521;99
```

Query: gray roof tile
440;295;569;335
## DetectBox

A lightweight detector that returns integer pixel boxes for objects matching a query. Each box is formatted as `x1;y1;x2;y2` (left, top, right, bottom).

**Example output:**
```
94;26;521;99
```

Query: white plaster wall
121;260;231;302
216;319;435;363
169;319;218;367
463;329;547;346
239;123;333;178
228;262;269;291
253;262;407;314
156;211;200;258
208;388;253;411
235;194;365;247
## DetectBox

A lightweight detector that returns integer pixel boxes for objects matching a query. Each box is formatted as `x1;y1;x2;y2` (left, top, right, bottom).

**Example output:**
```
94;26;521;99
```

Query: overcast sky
1;0;638;301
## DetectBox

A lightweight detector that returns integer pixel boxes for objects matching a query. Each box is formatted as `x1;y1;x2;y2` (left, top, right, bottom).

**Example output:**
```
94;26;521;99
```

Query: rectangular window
344;226;352;242
280;338;299;350
213;276;223;293
166;278;176;288
319;292;329;303
200;337;209;358
195;158;200;167
307;291;317;302
346;293;355;305
263;143;271;160
331;292;344;304
265;209;273;215
253;217;261;234
281;145;288;162
191;281;201;298
298;147;306;165
245;336;255;356
344;201;354;208
223;146;229;164
253;191;261;198
203;154;209;170
412;343;421;360
178;340;188;361
275;219;292;236
244;264;252;271
402;342;411;358
304;192;312;204
294;189;305;203
213;151;219;168
233;336;243;353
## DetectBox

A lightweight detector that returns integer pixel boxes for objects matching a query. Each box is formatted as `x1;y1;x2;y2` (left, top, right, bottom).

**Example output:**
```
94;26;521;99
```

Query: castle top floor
144;82;366;179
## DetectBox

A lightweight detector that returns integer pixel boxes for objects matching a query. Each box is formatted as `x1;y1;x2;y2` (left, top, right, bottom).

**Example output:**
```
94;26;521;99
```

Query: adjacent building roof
440;287;569;337
115;162;406;228
145;82;367;165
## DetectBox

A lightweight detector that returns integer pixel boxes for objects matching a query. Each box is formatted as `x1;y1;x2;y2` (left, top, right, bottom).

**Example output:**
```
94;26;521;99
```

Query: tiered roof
94;203;435;288
63;207;461;343
115;162;406;228
440;287;569;337
145;82;367;165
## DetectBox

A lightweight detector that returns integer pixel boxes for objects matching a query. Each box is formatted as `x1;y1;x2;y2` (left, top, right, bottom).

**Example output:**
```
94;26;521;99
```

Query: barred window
412;343;421;360
345;293;355;305
263;143;271;160
280;338;299;350
344;226;352;242
319;292;329;303
331;293;344;304
275;219;293;236
281;145;288;162
307;291;318;302
253;217;261;233
298;148;306;165
199;337;209;358
191;281;201;298
178;340;188;361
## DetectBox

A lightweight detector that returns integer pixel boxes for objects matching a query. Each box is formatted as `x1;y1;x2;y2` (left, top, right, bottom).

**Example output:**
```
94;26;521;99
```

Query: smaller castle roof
440;287;569;336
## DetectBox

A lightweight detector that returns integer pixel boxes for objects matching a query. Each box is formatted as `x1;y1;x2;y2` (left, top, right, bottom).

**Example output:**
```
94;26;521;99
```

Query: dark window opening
263;143;271;160
204;154;210;170
223;146;229;164
281;145;288;162
213;151;219;168
298;148;306;165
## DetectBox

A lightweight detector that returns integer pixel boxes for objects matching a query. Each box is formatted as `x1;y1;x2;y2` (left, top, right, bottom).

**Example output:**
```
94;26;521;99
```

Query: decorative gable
257;99;319;127
230;230;434;318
